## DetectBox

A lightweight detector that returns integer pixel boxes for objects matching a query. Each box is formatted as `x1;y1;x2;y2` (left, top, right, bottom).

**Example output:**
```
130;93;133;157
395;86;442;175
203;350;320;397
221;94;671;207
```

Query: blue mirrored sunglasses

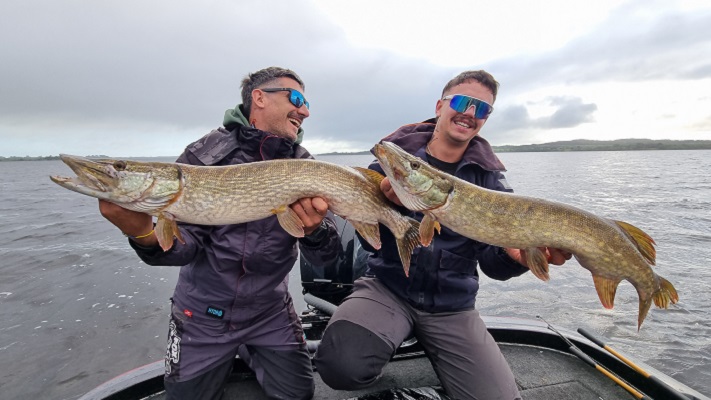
262;88;310;109
442;94;493;119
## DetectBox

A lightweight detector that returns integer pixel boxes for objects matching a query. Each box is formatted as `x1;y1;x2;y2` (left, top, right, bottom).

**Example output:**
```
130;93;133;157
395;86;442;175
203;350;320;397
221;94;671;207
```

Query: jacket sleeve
298;212;340;267
475;170;530;280
128;223;211;266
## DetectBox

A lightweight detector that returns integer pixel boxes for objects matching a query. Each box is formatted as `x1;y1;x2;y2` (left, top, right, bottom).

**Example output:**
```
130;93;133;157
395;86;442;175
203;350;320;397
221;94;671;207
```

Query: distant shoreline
317;138;711;156
4;139;711;160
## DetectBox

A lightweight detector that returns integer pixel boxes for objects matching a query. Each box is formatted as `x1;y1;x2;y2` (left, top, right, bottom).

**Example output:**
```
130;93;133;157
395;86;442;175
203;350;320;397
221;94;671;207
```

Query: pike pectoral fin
273;205;305;238
419;213;441;247
396;217;422;277
653;275;679;308
351;221;381;250
592;275;621;309
615;220;656;265
525;247;550;281
156;213;184;252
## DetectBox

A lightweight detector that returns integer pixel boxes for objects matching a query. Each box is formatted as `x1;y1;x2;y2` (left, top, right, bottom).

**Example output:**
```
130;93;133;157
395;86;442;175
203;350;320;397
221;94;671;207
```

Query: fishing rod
577;328;691;400
536;316;649;400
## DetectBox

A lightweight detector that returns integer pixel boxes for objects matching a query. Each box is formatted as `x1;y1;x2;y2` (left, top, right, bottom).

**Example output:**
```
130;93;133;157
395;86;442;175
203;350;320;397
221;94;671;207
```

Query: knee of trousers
314;320;394;391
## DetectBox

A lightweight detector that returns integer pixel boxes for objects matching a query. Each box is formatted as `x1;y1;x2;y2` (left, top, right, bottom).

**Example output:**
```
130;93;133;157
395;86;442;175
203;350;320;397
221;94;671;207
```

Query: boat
78;217;709;400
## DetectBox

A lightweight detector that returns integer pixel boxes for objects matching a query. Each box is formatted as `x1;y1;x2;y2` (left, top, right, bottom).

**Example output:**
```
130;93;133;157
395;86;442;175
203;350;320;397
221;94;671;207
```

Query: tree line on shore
3;139;711;160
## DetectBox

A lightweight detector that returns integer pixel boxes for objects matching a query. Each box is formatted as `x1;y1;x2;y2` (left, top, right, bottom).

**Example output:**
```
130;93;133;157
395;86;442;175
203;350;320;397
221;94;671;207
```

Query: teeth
455;121;471;128
288;118;301;128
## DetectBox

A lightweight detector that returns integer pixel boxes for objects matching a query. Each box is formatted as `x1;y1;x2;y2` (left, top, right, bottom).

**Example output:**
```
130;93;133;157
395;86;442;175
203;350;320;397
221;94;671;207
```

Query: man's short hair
241;67;305;115
441;70;499;103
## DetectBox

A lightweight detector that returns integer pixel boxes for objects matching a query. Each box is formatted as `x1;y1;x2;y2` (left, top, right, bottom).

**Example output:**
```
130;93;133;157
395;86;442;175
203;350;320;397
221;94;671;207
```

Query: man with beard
99;67;340;400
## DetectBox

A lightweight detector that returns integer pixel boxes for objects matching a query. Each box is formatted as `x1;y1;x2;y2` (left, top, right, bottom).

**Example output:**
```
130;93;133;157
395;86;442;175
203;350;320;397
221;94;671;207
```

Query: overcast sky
1;0;710;157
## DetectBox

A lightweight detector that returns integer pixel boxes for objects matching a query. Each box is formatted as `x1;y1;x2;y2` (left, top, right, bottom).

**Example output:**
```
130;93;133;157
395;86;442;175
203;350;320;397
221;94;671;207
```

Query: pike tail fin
653;275;679;309
396;217;421;277
637;296;653;331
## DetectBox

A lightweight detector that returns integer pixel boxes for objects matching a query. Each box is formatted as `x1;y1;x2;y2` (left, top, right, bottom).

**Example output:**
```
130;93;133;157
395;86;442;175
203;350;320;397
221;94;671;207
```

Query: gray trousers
314;277;521;400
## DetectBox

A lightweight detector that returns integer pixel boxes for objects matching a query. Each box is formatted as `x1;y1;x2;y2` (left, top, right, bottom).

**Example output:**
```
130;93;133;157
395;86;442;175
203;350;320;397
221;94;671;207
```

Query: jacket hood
223;104;304;145
374;118;506;172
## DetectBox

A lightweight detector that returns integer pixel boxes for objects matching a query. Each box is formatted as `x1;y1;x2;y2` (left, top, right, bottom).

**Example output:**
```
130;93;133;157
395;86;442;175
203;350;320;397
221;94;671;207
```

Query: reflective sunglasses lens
449;95;492;119
290;90;309;109
449;95;470;113
475;102;492;119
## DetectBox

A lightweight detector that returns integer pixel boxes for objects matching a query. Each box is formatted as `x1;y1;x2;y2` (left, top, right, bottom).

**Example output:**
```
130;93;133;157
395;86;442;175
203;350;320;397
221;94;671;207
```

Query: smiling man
315;70;571;400
98;67;340;400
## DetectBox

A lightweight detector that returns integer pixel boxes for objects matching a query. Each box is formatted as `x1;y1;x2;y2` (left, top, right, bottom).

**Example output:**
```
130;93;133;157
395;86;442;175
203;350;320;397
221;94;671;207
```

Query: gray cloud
0;0;708;156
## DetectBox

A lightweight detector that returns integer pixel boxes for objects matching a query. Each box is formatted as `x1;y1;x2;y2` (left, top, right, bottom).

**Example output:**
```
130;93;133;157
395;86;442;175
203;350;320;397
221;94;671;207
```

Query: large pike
50;154;421;273
374;141;678;329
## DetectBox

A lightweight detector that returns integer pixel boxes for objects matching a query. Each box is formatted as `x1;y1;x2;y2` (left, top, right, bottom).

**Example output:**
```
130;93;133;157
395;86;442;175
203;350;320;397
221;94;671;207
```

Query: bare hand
98;200;158;247
290;197;329;236
505;247;572;268
380;177;403;206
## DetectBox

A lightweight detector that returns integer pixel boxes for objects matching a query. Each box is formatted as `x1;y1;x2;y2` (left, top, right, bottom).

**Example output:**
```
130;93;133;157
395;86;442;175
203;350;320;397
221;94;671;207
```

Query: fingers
548;248;572;265
291;197;329;235
98;199;154;238
380;177;403;206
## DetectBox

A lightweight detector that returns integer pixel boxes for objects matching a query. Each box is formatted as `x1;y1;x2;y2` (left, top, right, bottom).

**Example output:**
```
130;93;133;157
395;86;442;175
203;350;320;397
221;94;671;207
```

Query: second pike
50;155;420;274
374;141;678;329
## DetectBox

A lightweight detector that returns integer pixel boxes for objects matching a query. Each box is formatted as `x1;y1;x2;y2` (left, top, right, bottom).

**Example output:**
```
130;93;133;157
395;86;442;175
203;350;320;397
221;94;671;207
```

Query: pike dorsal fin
592;274;621;309
615;220;656;265
353;167;385;186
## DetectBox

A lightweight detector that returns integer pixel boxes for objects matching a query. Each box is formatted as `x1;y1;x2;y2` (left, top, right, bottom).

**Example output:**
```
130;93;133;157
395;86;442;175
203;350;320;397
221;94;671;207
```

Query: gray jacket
131;107;340;324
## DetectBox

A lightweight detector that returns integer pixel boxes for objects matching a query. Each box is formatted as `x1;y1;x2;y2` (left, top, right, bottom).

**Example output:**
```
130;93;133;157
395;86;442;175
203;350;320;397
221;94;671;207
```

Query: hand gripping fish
374;141;678;329
50;154;421;274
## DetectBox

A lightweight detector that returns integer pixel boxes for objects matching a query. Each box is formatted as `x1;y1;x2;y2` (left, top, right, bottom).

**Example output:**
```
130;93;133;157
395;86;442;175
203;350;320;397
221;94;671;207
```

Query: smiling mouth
453;119;474;129
288;117;301;129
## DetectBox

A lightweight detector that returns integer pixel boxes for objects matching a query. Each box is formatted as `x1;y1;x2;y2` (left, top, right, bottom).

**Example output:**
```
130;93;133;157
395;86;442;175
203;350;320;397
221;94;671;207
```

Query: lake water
0;150;709;399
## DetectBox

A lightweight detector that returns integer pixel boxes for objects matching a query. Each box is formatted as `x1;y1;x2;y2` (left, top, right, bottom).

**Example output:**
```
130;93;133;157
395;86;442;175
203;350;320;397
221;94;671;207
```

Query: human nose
461;104;477;118
298;104;310;118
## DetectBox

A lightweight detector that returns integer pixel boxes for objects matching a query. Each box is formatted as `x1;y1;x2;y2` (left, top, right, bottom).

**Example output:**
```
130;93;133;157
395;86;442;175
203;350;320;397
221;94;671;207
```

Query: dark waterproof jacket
364;120;529;313
130;107;340;325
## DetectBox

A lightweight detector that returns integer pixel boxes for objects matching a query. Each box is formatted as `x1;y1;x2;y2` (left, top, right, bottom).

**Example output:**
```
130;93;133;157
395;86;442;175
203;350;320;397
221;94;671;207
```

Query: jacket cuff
300;220;329;245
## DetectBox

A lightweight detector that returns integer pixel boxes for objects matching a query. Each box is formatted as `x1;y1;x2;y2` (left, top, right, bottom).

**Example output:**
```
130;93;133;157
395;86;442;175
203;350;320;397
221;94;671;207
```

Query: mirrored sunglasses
262;88;310;109
442;94;493;119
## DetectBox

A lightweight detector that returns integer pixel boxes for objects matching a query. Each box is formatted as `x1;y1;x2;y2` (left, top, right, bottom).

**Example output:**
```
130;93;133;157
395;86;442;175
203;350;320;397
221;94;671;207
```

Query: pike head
50;154;182;213
374;141;452;212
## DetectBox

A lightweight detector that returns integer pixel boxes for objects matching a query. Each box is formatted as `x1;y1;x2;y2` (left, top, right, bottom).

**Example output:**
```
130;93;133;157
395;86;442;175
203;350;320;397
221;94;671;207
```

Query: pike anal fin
273;205;305;238
525;247;550;281
351;221;381;250
592;274;621;309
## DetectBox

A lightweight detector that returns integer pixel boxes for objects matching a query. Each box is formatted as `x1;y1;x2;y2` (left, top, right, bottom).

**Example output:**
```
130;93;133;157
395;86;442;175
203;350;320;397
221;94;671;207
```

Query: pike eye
114;160;127;171
411;162;420;170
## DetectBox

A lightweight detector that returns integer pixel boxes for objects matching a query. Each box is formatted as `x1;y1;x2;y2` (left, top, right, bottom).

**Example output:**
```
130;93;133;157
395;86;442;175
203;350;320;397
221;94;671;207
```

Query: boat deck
213;342;634;400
